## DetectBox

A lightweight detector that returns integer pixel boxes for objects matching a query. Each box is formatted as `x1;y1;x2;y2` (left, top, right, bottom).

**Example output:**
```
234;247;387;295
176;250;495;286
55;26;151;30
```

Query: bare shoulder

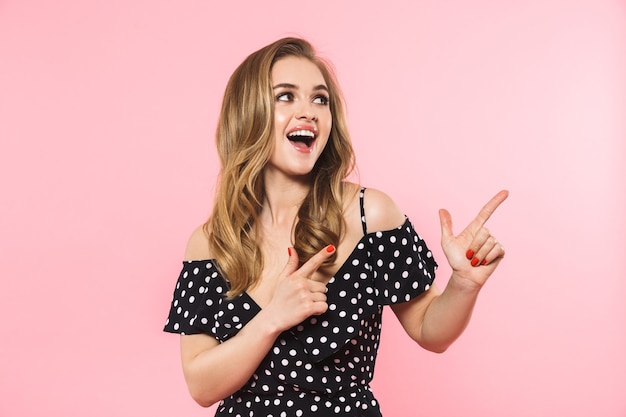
362;187;406;233
184;224;212;261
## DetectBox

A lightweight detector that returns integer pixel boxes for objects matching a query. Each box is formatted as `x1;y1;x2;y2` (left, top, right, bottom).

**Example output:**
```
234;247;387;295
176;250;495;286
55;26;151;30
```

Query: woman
164;37;508;416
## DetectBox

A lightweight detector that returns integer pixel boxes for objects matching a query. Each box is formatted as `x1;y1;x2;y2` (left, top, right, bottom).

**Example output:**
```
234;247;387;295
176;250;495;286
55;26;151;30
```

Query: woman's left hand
438;190;509;289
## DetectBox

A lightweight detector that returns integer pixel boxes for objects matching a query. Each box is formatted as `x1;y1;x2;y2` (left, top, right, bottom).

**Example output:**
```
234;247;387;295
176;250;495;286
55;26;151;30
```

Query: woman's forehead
271;56;327;87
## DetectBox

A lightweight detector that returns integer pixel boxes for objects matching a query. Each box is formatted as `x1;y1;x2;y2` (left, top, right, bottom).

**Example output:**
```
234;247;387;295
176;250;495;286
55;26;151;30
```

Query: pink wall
1;0;624;416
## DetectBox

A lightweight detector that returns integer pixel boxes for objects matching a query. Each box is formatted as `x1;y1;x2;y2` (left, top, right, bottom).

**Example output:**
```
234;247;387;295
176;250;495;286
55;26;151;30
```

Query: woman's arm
179;227;335;406
390;277;478;353
365;189;508;353
180;309;284;407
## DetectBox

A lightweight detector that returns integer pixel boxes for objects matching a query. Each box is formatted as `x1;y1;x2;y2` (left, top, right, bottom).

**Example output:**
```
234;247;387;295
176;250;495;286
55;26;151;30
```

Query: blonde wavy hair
204;37;356;297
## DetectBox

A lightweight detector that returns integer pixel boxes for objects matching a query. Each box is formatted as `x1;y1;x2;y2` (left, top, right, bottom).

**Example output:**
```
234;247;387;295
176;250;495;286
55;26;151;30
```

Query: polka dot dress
164;188;437;416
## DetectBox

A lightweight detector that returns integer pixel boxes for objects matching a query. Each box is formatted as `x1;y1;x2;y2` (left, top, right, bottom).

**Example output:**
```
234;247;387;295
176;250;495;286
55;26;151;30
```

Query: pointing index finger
297;245;336;279
472;190;509;229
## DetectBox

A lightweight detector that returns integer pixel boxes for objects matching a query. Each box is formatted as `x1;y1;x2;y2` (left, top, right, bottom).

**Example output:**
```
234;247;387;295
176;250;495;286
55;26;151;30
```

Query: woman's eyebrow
313;84;329;93
272;83;329;92
273;83;297;90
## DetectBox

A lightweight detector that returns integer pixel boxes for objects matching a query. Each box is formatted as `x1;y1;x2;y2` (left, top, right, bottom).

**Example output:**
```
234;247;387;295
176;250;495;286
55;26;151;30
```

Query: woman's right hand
263;245;335;331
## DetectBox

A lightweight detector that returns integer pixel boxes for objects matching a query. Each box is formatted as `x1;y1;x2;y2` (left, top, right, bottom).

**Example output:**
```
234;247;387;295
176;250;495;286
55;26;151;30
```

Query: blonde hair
205;37;356;297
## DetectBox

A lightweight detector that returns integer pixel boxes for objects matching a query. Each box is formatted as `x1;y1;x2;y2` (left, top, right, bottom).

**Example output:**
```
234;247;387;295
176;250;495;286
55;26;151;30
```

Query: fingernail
326;245;335;253
466;249;474;260
287;247;292;256
481;259;487;265
471;257;480;267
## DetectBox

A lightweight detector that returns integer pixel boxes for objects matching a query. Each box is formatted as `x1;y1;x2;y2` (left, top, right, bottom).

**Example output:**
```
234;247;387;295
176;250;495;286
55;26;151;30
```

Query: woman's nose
296;103;317;121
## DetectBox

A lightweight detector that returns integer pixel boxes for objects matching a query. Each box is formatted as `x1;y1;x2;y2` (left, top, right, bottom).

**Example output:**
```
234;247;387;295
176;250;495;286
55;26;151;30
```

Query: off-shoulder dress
164;188;437;416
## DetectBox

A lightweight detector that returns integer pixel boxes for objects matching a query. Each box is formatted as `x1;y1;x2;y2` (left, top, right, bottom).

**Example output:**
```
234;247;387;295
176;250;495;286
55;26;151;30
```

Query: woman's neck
261;172;311;229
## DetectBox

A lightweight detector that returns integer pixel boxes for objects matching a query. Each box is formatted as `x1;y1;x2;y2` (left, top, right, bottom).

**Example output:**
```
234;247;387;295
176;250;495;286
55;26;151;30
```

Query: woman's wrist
447;270;484;295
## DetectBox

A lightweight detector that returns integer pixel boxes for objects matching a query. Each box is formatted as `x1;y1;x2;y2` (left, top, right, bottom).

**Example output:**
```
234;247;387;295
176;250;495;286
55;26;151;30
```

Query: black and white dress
164;189;437;416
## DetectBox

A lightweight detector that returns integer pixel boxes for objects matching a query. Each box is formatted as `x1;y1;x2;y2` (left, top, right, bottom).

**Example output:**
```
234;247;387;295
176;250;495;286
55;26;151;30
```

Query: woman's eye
313;95;329;105
276;92;293;102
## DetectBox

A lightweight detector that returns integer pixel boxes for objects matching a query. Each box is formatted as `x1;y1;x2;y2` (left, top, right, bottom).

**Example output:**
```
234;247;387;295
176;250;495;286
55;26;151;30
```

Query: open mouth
287;129;317;151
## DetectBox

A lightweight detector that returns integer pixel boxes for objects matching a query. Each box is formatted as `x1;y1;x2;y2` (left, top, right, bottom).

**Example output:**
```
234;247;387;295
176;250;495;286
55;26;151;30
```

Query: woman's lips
287;126;317;153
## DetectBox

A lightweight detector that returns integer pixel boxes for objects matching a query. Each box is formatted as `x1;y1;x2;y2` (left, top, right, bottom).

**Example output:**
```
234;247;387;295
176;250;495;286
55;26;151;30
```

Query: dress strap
359;187;367;235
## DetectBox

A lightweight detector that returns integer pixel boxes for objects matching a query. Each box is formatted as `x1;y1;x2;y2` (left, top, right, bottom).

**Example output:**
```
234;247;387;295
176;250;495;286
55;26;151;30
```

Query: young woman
164;37;508;416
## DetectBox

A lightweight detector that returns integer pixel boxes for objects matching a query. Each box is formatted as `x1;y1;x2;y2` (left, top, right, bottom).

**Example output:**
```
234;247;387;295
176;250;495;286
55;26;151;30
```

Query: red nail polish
471;257;480;267
326;245;335;253
287;247;292;256
481;259;487;265
466;249;474;260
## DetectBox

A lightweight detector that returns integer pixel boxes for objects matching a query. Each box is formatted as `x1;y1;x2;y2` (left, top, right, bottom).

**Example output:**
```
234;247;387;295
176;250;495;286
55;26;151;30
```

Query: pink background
1;0;625;416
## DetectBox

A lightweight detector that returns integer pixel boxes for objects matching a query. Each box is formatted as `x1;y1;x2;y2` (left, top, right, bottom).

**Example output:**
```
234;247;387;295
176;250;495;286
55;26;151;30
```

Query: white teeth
287;130;315;138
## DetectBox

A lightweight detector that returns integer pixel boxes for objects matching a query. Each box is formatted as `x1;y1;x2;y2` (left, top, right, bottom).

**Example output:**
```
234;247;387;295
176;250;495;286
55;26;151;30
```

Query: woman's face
266;56;332;180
